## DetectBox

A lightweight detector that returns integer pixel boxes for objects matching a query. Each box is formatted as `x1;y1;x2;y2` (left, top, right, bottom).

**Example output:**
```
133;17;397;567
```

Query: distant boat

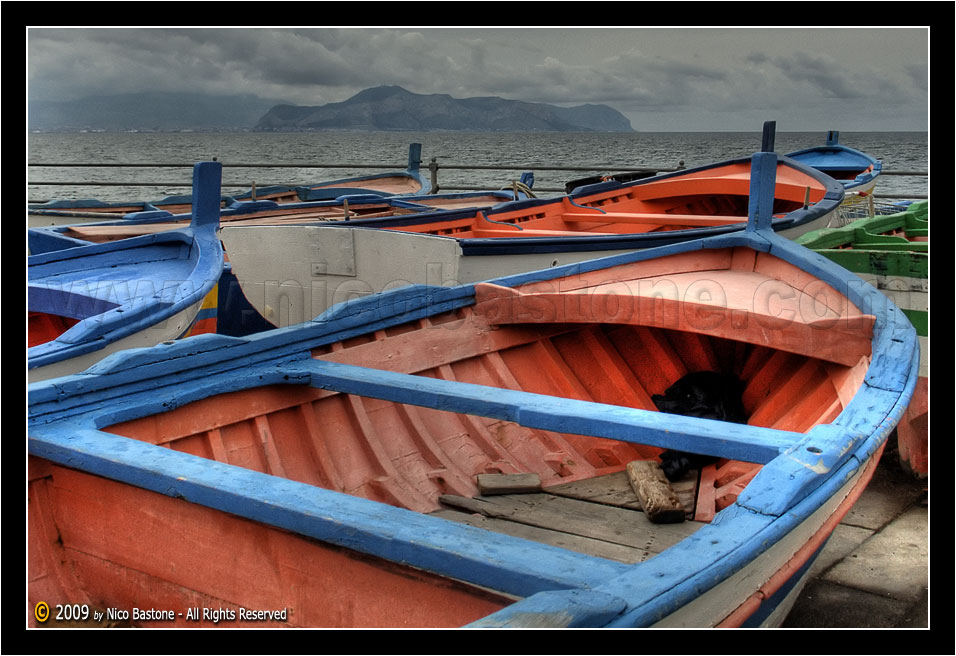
28;143;434;226
213;150;844;331
27;150;918;628
28;151;842;334
27;162;225;382
27;187;536;251
796;201;928;478
785;130;882;198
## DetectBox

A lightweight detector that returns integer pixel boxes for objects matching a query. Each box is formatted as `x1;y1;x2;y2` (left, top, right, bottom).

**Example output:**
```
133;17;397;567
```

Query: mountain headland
255;86;634;133
29;86;634;133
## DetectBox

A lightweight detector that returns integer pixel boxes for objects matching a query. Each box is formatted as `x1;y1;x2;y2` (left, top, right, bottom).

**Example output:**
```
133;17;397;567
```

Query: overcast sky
27;26;930;131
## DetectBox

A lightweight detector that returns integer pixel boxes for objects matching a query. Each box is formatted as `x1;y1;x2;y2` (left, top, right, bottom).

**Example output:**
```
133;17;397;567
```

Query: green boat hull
797;202;928;477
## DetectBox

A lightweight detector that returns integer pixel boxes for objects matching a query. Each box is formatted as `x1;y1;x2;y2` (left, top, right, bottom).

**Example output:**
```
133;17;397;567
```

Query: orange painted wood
470;227;619;238
694;464;718;523
99;266;866;535
897;378;928;477
28;312;79;347
472;279;873;367
562;211;749;226
33;463;509;627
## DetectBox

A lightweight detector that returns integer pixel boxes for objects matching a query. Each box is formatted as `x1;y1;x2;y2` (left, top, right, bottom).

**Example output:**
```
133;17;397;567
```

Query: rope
500;180;536;199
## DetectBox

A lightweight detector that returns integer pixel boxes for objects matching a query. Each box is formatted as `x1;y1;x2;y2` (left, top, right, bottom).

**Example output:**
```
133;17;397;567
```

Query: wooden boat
27;151;918;628
796;201;928;477
27;162;225;382
213;150;844;332
28;143;434;227
27;188;535;253
29;148;842;334
785;131;882;199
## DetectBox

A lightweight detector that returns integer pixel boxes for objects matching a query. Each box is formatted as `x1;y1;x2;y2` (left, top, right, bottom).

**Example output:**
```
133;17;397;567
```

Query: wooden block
625;460;686;524
476;473;542;495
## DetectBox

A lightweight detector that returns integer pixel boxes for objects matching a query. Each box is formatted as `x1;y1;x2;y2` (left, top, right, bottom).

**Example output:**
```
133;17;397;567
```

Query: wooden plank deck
434;470;706;564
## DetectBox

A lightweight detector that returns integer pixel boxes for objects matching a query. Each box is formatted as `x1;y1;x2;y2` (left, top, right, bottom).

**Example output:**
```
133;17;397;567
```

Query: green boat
797;201;928;477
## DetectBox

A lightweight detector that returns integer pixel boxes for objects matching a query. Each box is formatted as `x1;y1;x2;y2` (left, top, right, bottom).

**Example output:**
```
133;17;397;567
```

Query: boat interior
377;161;828;239
95;246;873;564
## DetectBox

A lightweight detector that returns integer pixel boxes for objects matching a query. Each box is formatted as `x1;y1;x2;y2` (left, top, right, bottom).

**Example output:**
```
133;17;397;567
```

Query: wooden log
625;460;686;524
477;473;541;495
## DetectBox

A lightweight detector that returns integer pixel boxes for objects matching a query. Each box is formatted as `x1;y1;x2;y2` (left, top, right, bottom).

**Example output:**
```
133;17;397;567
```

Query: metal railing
27;159;928;202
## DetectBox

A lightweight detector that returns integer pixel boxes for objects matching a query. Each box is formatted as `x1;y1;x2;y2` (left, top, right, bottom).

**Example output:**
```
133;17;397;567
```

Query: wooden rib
253;415;287;479
532;339;593;401
205;427;229;463
29;475;95;607
746;359;824;429
296;403;346;491
694;464;719;522
430;364;523;474
575;327;657;410
479;350;604;477
393;402;478;495
663;330;722;375
610;326;688;397
343;393;436;512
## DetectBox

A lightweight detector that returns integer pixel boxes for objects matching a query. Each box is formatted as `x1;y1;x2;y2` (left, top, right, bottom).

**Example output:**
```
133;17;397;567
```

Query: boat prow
28;162;225;382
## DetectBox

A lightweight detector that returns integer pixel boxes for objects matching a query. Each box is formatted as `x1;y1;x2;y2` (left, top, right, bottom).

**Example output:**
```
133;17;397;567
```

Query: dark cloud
27;27;929;131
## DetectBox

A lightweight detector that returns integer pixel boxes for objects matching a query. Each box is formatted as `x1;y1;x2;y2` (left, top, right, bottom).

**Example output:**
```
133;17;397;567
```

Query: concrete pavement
782;439;929;628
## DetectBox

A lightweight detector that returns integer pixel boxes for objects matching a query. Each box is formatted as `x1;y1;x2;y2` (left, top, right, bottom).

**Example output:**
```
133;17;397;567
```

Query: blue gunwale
27;151;918;627
28;163;225;370
27;153;843;259
785;132;882;191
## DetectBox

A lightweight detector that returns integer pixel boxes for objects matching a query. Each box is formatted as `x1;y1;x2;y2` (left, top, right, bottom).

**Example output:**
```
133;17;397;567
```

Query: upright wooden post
761;120;776;153
190;161;222;229
408;143;423;171
746;151;777;234
429;157;440;194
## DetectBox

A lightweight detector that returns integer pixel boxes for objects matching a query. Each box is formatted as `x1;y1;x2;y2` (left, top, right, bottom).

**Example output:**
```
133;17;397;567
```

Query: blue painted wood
28;424;629;598
282;359;798;463
28;162;225;372
27;141;919;627
747;151;778;233
785;131;883;190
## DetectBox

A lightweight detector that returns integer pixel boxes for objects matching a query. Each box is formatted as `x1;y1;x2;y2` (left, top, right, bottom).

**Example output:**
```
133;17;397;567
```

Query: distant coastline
28;86;635;134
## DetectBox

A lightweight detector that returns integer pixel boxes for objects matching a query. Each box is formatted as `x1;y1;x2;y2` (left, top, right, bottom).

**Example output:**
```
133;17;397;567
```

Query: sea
27;130;928;204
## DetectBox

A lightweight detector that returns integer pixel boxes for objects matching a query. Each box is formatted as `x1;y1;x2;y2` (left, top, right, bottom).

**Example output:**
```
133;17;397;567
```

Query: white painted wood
221;224;637;328
28;302;203;383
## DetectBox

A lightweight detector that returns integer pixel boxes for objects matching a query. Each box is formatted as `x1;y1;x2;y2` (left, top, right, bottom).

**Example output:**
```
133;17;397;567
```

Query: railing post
429;157;440;194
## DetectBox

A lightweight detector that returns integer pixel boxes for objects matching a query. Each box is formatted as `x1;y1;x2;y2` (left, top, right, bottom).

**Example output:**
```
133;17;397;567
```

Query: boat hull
28;299;206;383
27;163;225;380
27;153;917;628
796;202;928;477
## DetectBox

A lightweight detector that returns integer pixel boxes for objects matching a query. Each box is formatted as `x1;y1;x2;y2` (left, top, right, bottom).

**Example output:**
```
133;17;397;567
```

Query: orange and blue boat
28;140;843;335
28;148;917;627
28;162;225;382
